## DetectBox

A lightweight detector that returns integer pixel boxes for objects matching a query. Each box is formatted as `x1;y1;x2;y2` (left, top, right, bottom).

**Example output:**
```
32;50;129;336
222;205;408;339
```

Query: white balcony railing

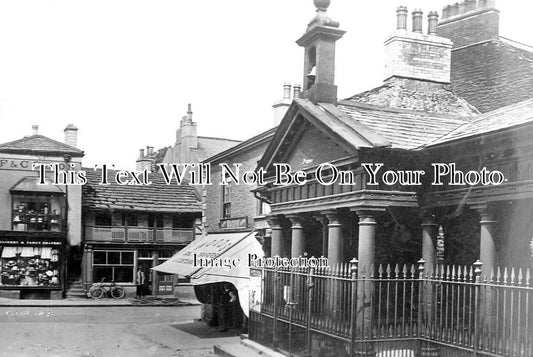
85;226;193;244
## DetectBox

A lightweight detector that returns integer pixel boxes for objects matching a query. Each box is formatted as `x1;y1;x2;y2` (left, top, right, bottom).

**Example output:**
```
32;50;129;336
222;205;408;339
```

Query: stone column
354;210;378;355
356;211;377;275
287;214;305;258
324;211;343;267
421;212;438;274
471;203;497;277
471;203;497;337
267;216;283;257
420;211;438;344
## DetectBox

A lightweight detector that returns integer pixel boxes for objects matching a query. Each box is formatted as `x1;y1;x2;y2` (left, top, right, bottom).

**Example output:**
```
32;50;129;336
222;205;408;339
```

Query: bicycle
88;279;125;299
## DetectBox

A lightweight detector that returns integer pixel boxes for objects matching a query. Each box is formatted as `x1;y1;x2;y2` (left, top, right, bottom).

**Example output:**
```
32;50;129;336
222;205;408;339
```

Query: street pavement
0;305;240;357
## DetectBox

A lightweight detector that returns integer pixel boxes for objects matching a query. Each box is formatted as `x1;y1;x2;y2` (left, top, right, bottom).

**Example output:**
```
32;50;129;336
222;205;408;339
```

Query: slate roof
337;101;470;150
449;37;533;113
0;135;83;157
427;98;533;147
195;136;242;162
344;77;479;118
82;169;202;213
163;136;241;164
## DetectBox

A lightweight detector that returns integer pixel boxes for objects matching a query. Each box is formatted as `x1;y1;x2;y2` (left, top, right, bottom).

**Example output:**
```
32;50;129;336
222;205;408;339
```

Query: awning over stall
190;232;264;316
152;231;258;277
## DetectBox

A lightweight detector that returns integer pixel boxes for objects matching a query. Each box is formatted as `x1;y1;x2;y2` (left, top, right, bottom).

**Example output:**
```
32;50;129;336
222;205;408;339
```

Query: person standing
136;268;145;299
218;284;237;332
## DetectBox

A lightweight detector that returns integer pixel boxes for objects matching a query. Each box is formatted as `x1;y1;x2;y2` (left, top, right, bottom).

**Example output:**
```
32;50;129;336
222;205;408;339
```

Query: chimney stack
293;84;302;99
139;148;145;158
384;6;452;83
437;0;500;48
32;125;39;136
412;9;423;33
272;84;293;126
64;124;78;147
396;6;408;30
428;11;439;35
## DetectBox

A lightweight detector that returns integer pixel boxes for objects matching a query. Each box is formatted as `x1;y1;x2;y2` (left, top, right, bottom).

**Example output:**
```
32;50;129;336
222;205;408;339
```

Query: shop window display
0;246;60;287
12;194;64;232
93;250;135;283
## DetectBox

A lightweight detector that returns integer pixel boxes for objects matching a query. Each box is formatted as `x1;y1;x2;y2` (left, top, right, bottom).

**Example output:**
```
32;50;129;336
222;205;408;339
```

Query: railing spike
402;264;408;277
457;265;462;281
503;267;508;284
386;263;392;278
370;263;375;278
496;266;501;284
518;268;523;285
510;267;516;284
469;265;473;282
526;268;531;286
451;265;456;281
394;263;400;276
441;265;446;279
446;265;451;280
378;264;384;278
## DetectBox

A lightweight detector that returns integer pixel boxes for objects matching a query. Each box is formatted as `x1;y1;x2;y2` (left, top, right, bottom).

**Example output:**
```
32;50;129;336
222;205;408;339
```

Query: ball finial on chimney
314;0;330;11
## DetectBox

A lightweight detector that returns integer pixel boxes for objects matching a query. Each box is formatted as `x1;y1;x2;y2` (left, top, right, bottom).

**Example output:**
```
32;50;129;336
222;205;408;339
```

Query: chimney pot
187;103;193;121
396;6;408;30
283;83;292;100
32;125;38;136
428;11;439;35
412;9;423;34
442;5;451;19
293;84;302;99
465;0;477;12
449;3;459;17
458;1;467;15
139;149;145;158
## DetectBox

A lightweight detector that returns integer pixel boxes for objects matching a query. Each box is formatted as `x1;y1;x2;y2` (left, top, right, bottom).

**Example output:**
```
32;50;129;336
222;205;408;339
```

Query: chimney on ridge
32;125;39;136
272;83;293;126
384;7;452;83
437;0;500;49
64;124;78;147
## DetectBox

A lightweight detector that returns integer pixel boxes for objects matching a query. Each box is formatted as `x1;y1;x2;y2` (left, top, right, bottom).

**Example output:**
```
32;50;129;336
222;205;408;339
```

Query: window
93;250;135;283
148;214;163;228
0;246;61;287
222;179;231;219
94;212;112;226
122;213;138;227
11;194;64;232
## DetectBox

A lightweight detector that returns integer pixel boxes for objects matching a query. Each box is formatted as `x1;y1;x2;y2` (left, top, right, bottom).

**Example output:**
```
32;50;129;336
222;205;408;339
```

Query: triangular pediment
258;99;390;175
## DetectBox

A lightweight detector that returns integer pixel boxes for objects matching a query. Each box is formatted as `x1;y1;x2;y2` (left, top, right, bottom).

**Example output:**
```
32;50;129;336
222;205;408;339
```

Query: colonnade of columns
265;202;498;357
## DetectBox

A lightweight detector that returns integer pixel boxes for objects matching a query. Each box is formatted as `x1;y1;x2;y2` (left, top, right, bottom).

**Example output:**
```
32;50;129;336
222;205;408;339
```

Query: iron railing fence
249;259;532;357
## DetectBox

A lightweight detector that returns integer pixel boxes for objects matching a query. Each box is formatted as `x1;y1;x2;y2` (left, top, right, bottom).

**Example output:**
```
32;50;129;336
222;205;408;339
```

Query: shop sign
0;158;81;171
219;217;248;230
0;240;61;246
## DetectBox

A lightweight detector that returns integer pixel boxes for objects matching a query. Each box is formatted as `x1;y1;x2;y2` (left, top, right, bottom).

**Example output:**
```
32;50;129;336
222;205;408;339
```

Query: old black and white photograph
0;0;532;356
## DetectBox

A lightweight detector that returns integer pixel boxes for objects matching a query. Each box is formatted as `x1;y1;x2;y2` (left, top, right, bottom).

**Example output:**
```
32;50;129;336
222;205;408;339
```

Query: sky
0;0;531;170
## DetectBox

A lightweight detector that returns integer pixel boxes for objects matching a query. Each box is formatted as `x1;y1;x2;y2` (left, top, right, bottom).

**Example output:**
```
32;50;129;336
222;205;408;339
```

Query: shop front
0;232;65;299
83;244;180;296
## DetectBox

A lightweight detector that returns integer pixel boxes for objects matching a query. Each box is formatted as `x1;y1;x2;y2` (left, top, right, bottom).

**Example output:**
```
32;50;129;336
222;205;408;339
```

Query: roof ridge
0;134;83;154
338;100;471;122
